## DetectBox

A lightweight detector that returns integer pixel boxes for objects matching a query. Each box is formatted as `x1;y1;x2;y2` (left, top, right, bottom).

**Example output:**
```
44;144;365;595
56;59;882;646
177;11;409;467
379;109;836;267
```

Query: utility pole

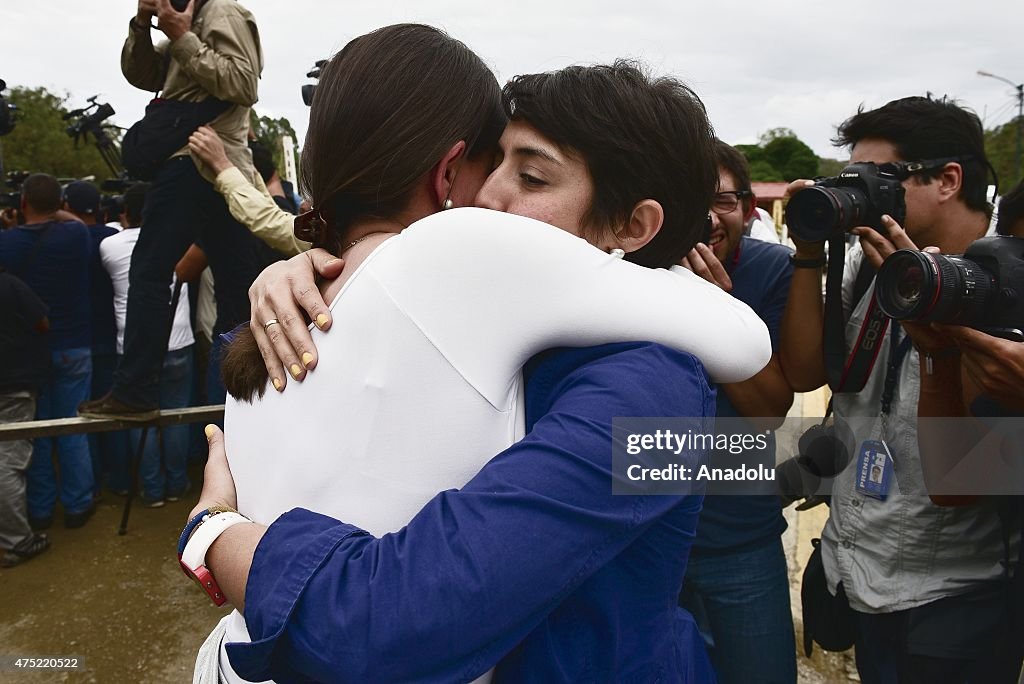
978;70;1024;185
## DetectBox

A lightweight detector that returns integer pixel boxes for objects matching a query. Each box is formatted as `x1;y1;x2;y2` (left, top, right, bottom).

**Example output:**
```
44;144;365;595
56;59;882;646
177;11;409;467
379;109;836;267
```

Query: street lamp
978;69;1024;186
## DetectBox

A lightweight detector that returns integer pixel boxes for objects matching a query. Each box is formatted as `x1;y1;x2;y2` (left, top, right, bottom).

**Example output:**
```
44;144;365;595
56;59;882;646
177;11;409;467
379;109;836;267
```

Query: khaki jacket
121;0;262;183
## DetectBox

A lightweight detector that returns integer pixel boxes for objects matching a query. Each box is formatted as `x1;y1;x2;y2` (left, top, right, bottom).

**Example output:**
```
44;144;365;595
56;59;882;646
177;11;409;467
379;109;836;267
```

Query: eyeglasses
711;190;752;215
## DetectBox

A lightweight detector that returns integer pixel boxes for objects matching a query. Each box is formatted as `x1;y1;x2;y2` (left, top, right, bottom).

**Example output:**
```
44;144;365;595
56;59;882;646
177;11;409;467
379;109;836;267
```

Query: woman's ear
431;140;468;209
616;199;664;252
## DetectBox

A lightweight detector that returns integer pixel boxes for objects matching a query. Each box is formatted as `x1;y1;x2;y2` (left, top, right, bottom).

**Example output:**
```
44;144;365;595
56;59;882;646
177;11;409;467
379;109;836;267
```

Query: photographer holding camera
82;0;279;419
913;182;1024;417
779;96;1018;683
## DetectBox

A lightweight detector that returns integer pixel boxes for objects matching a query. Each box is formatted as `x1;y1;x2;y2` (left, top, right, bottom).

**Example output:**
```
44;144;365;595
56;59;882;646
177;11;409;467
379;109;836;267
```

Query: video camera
876;236;1024;342
0;171;29;209
302;60;327;107
0;79;16;137
64;96;116;142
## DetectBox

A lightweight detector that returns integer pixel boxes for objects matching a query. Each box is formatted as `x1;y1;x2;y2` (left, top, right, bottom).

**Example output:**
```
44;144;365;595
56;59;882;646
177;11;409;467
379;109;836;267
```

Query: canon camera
876;236;1024;341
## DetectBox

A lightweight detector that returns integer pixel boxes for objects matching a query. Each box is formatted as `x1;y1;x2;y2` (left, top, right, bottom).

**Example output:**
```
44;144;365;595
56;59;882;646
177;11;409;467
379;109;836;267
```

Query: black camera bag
121;97;231;180
801;538;858;656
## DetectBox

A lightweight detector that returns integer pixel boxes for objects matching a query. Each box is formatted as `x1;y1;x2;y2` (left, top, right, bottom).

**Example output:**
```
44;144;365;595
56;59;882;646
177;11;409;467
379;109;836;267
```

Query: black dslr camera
786;162;908;242
876;236;1024;341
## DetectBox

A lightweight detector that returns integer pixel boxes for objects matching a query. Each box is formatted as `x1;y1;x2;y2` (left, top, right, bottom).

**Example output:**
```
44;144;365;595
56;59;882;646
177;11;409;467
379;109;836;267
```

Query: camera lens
786;186;866;242
877;249;996;325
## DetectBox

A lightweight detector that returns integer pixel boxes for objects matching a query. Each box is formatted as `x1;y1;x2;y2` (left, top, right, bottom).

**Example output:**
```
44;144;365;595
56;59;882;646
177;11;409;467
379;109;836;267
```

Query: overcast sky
3;1;1022;161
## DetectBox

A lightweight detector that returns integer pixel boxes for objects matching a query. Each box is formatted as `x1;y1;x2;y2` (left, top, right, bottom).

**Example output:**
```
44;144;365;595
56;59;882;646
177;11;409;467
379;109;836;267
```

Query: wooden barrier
0;405;225;535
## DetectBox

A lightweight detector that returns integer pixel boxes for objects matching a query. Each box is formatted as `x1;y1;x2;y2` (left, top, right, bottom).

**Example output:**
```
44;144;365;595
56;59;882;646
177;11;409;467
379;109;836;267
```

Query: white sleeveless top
218;208;771;682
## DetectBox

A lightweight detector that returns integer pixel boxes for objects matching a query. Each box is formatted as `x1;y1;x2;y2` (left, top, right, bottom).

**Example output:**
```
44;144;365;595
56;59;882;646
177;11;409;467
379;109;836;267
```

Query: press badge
855;439;893;500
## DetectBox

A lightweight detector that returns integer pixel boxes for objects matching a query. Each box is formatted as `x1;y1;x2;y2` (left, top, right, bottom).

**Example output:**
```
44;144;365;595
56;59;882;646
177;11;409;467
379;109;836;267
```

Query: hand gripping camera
785;162;908;242
876;236;1024;341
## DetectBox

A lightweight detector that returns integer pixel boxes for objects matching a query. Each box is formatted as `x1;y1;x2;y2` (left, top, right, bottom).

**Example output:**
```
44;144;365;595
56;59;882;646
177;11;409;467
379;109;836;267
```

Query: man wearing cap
63;182;119;493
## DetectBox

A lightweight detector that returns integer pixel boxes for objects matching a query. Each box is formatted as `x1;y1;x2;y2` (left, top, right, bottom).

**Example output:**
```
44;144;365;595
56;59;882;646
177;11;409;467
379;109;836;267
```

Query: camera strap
824;236;888;393
879;325;913;419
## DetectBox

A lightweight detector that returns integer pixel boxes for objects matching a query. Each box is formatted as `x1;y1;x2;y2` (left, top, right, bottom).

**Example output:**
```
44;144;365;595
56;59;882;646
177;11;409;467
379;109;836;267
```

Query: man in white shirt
99;183;195;507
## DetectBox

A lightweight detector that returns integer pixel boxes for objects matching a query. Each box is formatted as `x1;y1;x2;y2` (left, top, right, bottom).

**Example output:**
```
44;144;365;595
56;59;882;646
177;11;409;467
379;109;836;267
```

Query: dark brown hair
501;61;717;268
713;139;753;212
997;181;1024;236
223;24;505;402
21;173;62;214
833;95;992;217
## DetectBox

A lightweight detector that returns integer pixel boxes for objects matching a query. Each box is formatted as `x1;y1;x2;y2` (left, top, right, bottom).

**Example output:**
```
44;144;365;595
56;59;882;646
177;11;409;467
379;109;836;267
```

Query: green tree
817;157;845;177
986;115;1023;189
761;134;818;181
736;132;818;182
250;111;300;181
0;86;117;182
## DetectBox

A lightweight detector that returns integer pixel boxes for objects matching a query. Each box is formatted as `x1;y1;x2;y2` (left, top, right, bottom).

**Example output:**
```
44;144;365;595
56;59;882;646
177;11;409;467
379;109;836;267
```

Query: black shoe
1;534;50;568
64;505;96;529
78;393;159;422
29;515;53;531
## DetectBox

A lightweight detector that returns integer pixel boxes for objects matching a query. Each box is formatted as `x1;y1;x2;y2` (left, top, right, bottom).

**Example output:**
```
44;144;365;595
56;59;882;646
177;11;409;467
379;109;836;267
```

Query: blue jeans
113;156;279;408
680;538;796;684
27;348;94;518
88;345;118;495
107;347;194;500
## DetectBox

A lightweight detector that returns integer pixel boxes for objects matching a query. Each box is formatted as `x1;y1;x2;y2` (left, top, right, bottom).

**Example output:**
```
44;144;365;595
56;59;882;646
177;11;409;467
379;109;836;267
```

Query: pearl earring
442;199;454;210
609;248;625;259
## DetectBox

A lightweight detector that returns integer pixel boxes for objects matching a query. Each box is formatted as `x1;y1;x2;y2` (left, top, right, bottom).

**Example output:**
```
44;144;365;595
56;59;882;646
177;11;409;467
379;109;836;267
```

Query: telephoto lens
876;249;996;325
786;185;868;243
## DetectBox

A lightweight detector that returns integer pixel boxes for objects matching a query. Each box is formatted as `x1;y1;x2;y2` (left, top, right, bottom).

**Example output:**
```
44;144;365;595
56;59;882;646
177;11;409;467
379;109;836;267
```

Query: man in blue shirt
678;140;797;683
63;181;118;497
0;174;96;530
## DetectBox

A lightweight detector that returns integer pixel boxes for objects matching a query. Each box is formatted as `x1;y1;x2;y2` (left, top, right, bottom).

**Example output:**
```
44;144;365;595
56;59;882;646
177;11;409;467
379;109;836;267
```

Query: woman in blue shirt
184;24;768;683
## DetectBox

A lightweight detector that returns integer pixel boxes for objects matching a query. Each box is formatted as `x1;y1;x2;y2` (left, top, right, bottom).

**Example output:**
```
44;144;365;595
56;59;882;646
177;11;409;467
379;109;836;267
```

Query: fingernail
881;214;892;222
204;424;215;439
804;180;815;186
315;314;329;329
325;258;341;267
290;364;303;379
272;377;282;391
301;352;314;368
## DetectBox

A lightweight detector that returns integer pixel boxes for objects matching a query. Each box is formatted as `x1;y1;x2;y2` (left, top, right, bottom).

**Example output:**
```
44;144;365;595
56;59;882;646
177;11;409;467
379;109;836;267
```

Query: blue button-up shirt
228;342;716;683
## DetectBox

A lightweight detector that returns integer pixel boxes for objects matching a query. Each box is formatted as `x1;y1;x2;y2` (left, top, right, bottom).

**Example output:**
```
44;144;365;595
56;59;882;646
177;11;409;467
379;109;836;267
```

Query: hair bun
294;209;329;244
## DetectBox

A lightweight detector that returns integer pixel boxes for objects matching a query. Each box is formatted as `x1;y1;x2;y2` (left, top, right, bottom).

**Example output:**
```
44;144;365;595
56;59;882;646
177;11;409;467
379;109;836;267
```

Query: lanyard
880;324;913;419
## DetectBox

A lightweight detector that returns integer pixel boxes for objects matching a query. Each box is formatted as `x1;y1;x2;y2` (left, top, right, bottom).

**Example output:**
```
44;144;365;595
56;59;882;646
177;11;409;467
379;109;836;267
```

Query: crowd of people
1;1;1023;682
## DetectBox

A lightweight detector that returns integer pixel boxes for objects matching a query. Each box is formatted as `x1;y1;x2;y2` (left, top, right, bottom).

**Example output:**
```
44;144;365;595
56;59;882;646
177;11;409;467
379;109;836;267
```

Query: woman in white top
185;24;769;683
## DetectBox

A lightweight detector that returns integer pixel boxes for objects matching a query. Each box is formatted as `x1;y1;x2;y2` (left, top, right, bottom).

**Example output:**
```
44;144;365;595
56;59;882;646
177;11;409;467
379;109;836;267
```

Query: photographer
82;0;279;418
678;141;797;684
779;96;1015;682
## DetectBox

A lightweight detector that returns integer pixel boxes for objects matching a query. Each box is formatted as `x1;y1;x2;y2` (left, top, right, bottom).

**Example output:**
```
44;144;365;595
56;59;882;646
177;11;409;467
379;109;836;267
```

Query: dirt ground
1;391;857;683
0;472;228;684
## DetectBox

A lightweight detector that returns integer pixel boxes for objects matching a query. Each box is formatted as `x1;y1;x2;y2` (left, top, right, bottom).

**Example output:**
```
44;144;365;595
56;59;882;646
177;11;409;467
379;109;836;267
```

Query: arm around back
230;344;713;683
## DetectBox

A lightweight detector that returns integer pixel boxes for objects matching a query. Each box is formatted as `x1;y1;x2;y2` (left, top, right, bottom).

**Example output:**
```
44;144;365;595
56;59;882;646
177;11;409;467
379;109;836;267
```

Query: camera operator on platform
779;96;1020;683
82;0;281;420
